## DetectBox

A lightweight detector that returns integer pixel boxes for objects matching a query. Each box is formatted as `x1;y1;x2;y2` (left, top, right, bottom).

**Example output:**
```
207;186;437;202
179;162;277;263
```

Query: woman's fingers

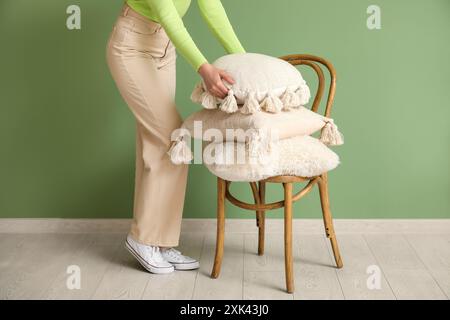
210;86;224;99
200;65;234;99
219;70;235;85
215;81;229;97
210;88;220;98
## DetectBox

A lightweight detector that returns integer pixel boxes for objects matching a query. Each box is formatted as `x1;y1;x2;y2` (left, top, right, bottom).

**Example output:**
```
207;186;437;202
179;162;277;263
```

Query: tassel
219;89;238;113
261;92;283;113
167;138;193;164
248;131;262;159
320;119;344;146
201;91;218;109
240;92;260;114
190;82;204;104
296;83;311;105
247;129;274;165
281;87;302;110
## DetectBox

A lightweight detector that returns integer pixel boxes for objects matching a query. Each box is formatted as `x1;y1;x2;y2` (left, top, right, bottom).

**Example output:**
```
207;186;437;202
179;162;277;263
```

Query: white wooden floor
0;219;449;300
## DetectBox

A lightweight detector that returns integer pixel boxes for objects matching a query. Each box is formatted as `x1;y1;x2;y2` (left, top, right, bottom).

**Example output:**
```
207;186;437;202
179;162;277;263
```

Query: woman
106;0;245;274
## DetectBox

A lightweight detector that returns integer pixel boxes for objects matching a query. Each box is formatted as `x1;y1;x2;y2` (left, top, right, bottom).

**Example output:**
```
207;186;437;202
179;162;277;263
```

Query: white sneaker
161;248;200;270
125;235;174;274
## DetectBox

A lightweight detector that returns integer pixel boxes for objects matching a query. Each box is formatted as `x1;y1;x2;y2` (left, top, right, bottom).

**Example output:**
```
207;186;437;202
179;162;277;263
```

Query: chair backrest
279;54;337;118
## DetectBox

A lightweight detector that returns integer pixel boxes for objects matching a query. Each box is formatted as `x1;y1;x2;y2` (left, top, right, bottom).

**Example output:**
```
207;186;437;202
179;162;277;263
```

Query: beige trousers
106;4;188;247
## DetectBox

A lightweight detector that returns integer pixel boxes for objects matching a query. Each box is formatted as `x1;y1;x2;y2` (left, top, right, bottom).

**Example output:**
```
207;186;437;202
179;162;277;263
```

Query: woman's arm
197;0;245;54
146;0;237;98
145;0;207;71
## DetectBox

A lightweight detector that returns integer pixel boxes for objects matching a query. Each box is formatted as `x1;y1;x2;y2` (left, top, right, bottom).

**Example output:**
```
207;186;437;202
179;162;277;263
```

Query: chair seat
204;135;340;182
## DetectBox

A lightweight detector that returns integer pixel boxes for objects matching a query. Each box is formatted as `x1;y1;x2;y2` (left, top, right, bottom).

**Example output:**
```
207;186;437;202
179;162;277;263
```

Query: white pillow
167;107;344;165
181;106;336;142
190;53;311;114
203;136;340;182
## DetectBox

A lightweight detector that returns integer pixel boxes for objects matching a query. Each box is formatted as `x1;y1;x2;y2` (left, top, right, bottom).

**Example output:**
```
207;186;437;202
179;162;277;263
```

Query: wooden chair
209;54;344;293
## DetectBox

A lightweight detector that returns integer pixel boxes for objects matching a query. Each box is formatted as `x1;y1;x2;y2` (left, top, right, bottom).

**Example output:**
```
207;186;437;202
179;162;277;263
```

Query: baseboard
0;218;449;234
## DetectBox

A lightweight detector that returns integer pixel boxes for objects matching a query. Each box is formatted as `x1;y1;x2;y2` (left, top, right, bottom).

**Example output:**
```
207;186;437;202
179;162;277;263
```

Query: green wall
0;0;449;219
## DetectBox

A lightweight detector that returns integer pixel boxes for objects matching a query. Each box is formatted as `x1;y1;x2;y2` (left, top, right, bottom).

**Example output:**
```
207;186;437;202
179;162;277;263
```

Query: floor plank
243;233;295;299
91;238;151;300
243;271;293;300
141;233;204;300
333;235;396;300
0;234;92;299
405;234;450;299
42;233;123;299
0;233;27;270
365;234;447;300
192;233;244;300
1;225;448;300
294;235;344;300
244;233;300;272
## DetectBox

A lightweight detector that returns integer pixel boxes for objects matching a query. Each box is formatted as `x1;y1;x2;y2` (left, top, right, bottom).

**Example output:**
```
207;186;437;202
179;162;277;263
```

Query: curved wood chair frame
210;54;343;294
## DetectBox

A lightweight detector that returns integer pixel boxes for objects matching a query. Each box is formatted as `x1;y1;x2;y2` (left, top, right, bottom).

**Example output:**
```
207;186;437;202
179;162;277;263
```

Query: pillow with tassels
167;106;344;165
190;53;311;114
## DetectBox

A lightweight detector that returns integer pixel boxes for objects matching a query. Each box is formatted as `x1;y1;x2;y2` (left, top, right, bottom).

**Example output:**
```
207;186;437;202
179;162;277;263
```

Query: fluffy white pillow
204;136;340;182
190;53;311;114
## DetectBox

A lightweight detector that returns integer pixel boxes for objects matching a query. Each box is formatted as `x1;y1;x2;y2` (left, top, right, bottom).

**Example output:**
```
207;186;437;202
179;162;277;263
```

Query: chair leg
257;181;266;256
283;182;294;293
318;173;343;268
211;177;226;278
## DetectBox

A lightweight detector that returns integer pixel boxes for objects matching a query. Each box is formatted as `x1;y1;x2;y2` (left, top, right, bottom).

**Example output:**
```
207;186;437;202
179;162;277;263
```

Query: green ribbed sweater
126;0;245;70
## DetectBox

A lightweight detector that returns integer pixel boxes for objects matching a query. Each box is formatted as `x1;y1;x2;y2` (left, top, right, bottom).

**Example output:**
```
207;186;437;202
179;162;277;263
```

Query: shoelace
163;248;183;261
145;246;165;262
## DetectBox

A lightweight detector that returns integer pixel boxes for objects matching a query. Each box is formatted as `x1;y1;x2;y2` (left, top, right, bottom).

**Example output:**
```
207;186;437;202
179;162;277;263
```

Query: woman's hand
197;63;234;99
